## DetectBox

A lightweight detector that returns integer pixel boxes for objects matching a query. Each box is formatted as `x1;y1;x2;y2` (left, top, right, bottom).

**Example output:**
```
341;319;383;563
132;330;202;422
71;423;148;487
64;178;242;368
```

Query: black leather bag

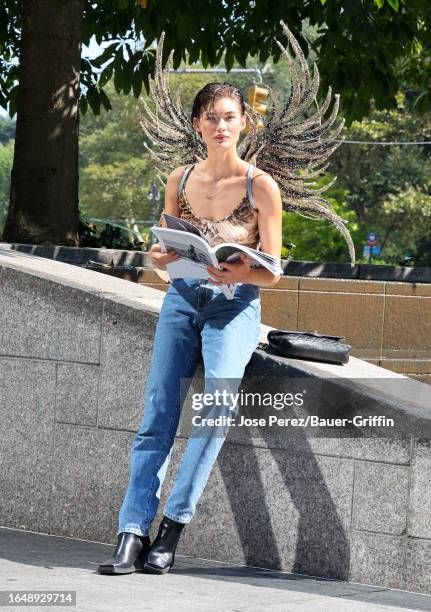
265;329;352;365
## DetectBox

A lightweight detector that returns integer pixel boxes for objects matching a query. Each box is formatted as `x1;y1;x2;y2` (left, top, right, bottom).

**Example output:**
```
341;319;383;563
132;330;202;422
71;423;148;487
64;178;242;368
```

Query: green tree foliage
282;180;361;263
0;143;13;233
331;92;431;264
0;115;15;144
1;1;431;123
79;65;431;264
0;116;14;233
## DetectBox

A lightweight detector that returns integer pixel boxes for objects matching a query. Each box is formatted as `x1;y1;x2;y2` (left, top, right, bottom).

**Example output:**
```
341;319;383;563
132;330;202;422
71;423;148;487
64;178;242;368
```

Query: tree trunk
2;0;84;246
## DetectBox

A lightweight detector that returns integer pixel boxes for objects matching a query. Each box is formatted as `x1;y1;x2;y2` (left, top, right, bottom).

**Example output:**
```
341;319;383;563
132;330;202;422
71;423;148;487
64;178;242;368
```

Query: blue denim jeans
117;278;261;536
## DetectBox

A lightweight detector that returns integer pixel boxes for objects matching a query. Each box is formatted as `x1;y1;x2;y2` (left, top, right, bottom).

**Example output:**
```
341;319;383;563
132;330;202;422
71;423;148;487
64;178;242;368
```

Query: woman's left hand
207;253;253;285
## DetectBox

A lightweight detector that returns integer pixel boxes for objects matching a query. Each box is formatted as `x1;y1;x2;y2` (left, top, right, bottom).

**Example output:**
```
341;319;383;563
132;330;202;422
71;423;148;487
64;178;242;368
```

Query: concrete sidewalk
0;527;430;612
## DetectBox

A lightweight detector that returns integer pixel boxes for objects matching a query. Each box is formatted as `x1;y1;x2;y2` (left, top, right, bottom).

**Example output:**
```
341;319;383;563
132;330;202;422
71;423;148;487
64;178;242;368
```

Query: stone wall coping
1;246;430;421
0;246;165;316
1;242;430;283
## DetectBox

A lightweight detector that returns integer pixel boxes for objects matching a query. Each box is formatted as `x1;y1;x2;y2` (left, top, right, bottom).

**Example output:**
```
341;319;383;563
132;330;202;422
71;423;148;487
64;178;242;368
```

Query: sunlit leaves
374;0;399;10
0;0;429;125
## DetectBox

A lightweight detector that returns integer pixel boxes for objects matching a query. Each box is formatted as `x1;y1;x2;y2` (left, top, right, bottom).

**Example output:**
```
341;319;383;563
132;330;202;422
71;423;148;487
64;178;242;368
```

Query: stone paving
0;527;430;612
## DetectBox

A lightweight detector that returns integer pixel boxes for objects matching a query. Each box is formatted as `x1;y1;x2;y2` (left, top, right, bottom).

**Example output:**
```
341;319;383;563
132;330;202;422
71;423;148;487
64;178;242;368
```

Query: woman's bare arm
249;173;283;286
158;166;185;227
149;166;185;269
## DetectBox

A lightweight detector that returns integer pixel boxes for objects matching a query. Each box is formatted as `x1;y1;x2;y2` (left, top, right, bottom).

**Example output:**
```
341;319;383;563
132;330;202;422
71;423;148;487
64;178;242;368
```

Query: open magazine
151;213;283;300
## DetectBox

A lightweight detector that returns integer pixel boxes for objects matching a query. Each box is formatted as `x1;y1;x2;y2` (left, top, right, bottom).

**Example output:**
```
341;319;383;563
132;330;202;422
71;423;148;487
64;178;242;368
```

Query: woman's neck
201;148;245;181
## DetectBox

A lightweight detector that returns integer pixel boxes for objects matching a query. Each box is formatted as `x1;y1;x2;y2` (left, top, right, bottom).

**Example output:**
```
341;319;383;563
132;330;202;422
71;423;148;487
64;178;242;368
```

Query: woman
98;82;282;576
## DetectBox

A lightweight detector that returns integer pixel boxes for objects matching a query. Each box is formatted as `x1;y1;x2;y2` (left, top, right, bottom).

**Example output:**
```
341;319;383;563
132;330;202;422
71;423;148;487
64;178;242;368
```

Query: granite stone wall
140;270;431;385
1;243;430;382
0;249;430;594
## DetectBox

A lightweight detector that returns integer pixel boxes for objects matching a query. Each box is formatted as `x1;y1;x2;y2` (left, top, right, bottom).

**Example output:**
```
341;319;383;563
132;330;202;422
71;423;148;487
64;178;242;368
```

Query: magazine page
214;243;284;276
161;212;207;240
151;227;217;268
151;226;236;299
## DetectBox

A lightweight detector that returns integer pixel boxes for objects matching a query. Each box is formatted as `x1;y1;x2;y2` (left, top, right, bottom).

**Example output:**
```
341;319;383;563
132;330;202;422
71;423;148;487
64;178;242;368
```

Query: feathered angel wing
240;20;355;263
136;31;206;183
138;24;355;262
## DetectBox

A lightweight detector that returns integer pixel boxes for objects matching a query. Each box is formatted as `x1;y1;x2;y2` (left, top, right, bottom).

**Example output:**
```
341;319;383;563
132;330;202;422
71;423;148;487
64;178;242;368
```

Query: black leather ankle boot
98;532;151;575
144;516;185;574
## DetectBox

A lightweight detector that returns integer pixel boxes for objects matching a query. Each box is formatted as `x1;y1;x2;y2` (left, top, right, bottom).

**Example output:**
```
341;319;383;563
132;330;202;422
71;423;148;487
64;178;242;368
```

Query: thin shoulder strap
177;164;196;197
247;163;257;210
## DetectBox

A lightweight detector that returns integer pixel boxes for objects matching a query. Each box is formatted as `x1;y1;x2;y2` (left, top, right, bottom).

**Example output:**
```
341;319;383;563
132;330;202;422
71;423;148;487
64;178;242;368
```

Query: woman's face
193;96;246;149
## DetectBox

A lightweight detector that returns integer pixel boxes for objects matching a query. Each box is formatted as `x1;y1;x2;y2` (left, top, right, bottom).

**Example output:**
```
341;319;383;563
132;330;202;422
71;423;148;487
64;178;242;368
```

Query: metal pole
169;68;263;83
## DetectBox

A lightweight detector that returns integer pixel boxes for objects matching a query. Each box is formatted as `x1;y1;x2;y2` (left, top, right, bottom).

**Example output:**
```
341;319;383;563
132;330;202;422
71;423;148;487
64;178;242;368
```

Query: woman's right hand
149;243;181;270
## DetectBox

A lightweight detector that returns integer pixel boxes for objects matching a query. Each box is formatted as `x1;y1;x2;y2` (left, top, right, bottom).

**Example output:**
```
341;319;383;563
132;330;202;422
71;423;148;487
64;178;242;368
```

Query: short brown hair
191;82;245;122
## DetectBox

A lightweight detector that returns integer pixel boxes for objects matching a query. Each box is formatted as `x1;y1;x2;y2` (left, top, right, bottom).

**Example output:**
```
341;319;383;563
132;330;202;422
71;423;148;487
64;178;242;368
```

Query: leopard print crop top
159;163;260;249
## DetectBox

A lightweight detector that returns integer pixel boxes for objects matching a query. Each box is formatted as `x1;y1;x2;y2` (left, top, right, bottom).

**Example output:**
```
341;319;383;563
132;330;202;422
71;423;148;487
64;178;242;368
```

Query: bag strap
268;329;346;341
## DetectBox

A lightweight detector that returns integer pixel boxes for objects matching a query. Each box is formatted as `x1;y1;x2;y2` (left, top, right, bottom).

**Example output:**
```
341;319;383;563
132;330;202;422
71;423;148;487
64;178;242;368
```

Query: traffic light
248;84;269;116
244;84;269;133
137;0;148;7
